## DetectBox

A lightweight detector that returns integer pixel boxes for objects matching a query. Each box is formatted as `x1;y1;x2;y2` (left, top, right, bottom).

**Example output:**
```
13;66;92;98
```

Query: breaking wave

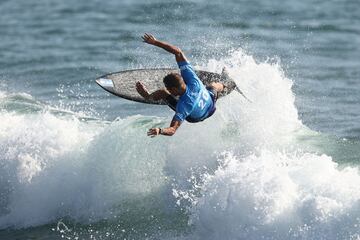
0;50;359;239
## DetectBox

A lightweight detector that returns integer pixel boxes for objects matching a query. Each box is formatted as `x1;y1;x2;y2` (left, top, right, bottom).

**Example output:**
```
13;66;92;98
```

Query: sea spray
0;50;359;240
0;109;172;228
176;50;360;239
188;151;360;240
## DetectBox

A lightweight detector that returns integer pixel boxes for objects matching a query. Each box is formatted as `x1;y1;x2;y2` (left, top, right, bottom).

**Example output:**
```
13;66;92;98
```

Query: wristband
159;128;162;135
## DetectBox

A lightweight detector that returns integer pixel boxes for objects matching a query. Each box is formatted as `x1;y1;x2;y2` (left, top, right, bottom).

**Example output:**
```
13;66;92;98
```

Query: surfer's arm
162;119;181;136
148;118;181;137
136;82;170;101
142;33;187;62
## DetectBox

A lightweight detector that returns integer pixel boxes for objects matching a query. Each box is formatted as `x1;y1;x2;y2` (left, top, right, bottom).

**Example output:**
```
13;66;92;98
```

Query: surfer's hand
136;81;150;99
147;128;160;137
142;33;157;45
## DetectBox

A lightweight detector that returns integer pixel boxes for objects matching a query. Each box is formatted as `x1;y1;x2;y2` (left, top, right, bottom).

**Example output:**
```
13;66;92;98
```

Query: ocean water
0;0;359;239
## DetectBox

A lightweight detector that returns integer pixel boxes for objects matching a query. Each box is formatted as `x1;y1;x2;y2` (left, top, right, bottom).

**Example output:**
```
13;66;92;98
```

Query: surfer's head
163;73;186;96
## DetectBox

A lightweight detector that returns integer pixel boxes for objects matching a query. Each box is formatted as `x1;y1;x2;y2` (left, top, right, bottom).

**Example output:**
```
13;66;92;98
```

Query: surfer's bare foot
136;81;150;99
209;82;224;92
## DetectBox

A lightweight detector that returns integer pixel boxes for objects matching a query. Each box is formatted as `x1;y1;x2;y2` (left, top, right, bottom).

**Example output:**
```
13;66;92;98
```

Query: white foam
188;151;360;240
0;111;101;227
196;50;302;150
0;110;170;228
0;50;359;240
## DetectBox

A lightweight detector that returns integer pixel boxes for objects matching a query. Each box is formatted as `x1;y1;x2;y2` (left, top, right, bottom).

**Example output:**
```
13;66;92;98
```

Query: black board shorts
166;86;218;123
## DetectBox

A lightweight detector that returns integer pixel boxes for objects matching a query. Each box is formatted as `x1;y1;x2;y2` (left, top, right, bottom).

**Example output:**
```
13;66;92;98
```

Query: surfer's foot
209;82;224;93
220;67;234;94
222;81;236;94
136;81;150;99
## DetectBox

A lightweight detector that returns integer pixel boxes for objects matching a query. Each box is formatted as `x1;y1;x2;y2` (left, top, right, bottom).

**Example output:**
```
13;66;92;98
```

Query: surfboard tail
221;67;252;103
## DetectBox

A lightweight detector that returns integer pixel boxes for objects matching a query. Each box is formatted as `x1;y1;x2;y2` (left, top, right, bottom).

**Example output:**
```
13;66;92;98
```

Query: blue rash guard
174;61;214;122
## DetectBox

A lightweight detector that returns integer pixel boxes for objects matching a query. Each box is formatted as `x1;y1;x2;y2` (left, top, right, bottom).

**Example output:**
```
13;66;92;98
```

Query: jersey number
198;90;210;110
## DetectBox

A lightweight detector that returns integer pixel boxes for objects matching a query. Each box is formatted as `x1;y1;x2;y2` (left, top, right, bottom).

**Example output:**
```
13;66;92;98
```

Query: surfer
136;33;225;137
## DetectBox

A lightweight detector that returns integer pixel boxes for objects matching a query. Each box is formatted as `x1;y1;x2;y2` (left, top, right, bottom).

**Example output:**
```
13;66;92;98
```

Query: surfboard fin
221;67;252;103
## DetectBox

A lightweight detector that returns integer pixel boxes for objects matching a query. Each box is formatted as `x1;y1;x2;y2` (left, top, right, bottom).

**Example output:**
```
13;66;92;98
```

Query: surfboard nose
96;78;115;92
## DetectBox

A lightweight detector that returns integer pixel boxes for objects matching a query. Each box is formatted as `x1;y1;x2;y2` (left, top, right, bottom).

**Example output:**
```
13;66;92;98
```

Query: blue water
0;0;359;239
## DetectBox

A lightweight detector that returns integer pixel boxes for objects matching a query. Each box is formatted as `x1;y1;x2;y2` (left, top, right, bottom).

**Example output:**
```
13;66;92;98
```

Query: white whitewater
0;50;359;239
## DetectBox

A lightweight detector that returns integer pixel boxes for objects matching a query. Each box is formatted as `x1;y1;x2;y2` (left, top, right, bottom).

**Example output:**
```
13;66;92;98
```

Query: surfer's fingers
147;128;158;137
144;33;151;39
142;36;153;43
142;36;149;42
144;33;155;41
142;33;150;41
136;82;146;91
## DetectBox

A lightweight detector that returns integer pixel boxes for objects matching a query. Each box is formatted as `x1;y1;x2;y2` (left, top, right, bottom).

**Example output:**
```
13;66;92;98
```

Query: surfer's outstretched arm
147;118;181;137
142;33;187;63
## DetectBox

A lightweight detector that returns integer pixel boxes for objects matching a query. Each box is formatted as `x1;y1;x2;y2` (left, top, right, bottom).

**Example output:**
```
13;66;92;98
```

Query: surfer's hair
163;73;183;89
